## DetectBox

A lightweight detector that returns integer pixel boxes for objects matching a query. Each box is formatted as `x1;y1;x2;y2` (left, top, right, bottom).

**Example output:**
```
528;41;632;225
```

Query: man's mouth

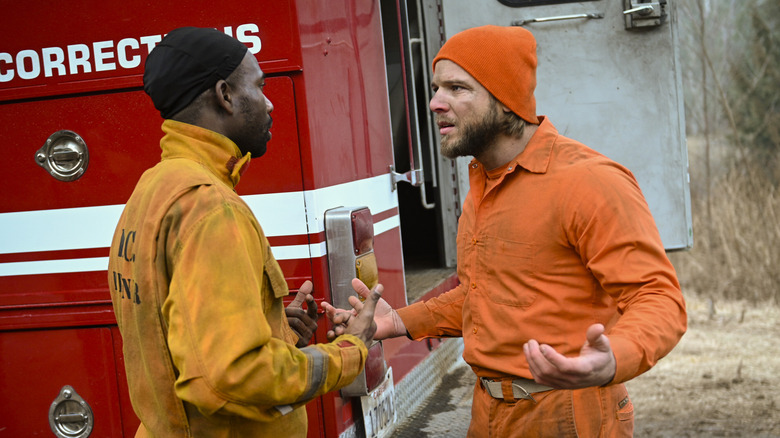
437;119;455;136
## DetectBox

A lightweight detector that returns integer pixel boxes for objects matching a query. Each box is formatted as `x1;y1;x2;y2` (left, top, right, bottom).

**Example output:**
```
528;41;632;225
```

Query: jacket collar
159;120;249;188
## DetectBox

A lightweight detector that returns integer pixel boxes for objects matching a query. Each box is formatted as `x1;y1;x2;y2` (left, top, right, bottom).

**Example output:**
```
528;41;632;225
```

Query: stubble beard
236;96;272;158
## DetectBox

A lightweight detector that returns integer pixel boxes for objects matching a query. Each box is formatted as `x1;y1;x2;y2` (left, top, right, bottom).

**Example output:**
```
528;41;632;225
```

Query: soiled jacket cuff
331;334;369;388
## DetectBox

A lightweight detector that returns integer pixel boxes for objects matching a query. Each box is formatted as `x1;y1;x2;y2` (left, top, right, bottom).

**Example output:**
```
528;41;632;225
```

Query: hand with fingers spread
285;280;319;348
321;304;356;342
336;279;384;346
523;323;617;389
321;279;408;342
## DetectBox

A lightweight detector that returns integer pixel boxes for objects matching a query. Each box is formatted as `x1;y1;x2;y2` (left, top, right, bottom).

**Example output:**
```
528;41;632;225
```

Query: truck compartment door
421;0;692;250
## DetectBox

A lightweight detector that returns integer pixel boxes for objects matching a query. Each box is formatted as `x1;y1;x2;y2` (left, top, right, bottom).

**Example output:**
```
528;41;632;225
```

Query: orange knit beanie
432;25;539;124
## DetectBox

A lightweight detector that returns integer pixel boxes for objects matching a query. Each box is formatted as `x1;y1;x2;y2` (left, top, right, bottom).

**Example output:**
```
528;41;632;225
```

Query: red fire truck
0;0;691;437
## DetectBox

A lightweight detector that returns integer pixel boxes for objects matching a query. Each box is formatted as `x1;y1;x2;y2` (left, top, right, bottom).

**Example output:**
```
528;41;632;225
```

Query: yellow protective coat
108;120;367;437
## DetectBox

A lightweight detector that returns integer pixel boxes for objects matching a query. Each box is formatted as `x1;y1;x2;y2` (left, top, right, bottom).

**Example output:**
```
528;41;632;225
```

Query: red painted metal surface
0;77;302;213
0;0;302;102
0;0;434;436
294;0;394;191
0;327;123;436
0;76;307;298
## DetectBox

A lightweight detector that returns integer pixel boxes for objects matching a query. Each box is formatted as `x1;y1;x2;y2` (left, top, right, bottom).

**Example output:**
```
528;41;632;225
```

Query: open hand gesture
321;279;407;342
523;323;617;389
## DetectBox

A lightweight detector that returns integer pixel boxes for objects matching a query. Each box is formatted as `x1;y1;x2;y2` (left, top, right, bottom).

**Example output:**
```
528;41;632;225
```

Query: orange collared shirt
398;117;686;384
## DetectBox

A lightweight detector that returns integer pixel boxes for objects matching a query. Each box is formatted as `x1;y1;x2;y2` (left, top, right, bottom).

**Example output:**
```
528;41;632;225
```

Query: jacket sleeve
397;282;467;339
565;163;687;384
162;199;367;421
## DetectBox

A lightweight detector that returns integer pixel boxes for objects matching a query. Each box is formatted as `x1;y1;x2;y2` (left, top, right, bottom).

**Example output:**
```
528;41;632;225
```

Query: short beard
440;103;504;159
235;96;272;158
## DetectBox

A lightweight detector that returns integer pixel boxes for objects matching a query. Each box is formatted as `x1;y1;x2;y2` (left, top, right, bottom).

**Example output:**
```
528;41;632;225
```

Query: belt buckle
512;381;537;403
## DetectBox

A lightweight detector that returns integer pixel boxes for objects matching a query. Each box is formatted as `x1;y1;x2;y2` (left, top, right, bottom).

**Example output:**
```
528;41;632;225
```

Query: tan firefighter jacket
108;120;367;437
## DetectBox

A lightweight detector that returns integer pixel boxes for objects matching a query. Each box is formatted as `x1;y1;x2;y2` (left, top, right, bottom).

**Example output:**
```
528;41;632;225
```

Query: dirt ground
394;293;780;437
626;294;780;437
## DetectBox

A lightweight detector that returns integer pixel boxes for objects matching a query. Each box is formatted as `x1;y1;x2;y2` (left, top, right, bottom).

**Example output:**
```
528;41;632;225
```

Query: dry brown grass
627;293;780;437
627;135;780;436
671;136;780;304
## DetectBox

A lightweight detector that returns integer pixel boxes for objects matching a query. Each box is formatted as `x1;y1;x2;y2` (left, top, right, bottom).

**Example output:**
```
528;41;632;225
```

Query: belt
479;377;553;402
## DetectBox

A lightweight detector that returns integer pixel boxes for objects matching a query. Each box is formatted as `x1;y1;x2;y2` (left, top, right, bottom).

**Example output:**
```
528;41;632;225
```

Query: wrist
392;310;408;338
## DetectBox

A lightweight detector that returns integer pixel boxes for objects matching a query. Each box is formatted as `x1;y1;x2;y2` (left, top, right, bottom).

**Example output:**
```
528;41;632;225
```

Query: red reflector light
351;208;374;255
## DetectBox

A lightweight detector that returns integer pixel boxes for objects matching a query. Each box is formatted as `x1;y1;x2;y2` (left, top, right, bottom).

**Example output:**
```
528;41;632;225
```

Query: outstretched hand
285;280;319;348
321;279;408;342
523;323;617;389
337;280;382;346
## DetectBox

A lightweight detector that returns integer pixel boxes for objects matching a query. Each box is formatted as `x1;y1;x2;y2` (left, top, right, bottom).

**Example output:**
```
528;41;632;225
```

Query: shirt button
471;238;477;245
471;282;477;289
472;328;478;334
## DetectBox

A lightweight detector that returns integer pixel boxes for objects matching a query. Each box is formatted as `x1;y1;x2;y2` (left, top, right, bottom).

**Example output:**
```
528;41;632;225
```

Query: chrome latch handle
623;0;667;29
512;12;604;26
35;130;89;182
623;4;655;15
49;385;94;438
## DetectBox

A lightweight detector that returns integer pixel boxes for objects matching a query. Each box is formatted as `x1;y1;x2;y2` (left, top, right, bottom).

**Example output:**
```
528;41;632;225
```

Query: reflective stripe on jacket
108;120;367;437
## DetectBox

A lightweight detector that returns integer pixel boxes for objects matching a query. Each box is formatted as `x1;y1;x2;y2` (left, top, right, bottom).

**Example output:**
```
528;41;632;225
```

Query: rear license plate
360;367;396;438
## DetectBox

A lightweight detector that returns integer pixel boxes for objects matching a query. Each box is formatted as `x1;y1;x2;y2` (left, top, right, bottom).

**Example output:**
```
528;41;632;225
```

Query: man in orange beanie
325;25;687;436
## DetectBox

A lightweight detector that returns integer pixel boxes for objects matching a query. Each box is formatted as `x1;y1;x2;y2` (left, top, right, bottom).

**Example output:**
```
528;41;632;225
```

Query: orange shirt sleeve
563;163;687;383
397;282;468;339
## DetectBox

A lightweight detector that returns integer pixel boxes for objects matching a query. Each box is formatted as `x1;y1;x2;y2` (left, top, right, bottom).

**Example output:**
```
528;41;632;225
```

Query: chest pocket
262;248;297;344
483;236;539;307
264;252;290;299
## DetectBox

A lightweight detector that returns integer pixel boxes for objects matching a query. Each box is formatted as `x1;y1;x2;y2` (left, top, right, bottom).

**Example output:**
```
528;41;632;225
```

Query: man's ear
214;79;235;115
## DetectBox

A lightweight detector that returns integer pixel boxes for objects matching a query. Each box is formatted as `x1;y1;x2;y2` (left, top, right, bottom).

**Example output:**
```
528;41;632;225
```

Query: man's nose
429;90;447;113
265;95;274;113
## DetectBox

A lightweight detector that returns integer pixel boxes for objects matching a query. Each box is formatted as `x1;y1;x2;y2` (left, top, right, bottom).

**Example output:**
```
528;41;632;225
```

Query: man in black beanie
108;27;380;437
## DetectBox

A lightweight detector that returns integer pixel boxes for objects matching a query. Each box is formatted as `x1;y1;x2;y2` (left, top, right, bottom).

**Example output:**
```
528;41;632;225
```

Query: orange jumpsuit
398;117;686;437
108;120;367;437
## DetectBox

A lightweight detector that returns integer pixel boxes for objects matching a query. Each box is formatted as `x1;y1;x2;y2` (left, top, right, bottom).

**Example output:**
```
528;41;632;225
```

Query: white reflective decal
0;257;110;277
0;204;124;254
0;175;399;276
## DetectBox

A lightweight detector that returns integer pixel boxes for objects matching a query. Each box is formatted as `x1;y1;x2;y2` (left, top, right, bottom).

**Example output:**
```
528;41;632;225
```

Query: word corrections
0;24;262;84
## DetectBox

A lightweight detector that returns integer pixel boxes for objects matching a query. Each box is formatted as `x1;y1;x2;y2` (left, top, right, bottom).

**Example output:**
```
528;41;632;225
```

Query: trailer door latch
35;130;90;182
623;0;668;30
49;385;94;438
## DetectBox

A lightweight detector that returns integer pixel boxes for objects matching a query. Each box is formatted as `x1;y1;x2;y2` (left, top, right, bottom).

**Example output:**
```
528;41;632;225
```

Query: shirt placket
467;162;515;343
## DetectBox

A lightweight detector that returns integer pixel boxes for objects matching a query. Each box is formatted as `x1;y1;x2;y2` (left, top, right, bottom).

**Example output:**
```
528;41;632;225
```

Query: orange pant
468;381;634;437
